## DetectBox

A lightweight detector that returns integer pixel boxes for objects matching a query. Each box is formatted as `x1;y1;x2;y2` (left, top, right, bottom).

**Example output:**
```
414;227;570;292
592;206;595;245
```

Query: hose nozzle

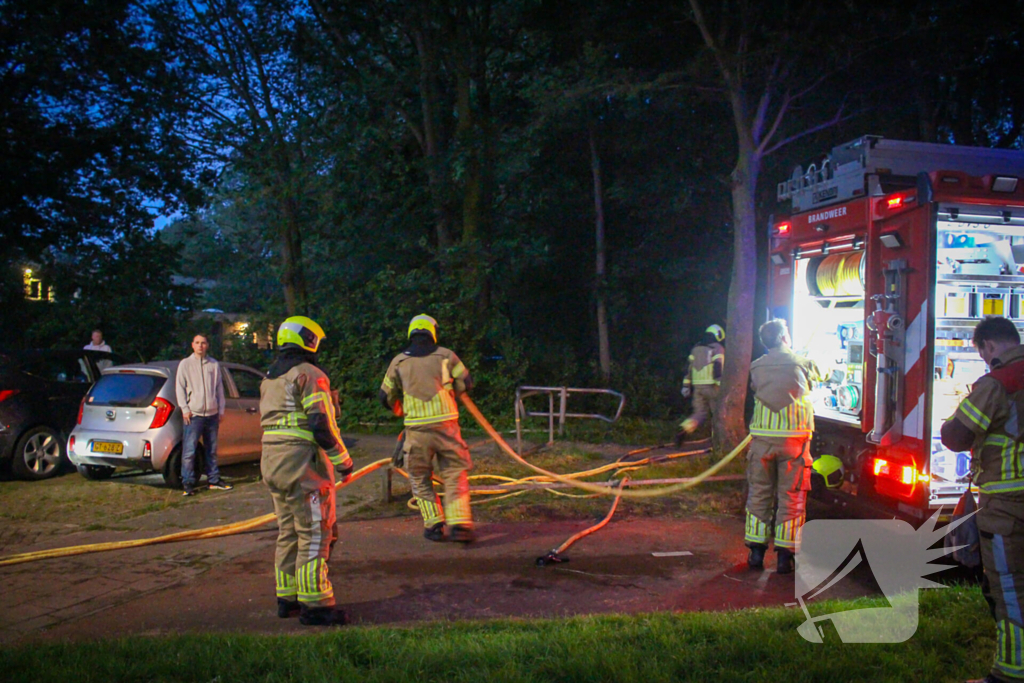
536;550;567;567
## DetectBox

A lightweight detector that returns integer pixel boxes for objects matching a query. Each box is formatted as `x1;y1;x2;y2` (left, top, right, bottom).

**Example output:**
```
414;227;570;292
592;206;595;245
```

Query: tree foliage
6;0;1024;428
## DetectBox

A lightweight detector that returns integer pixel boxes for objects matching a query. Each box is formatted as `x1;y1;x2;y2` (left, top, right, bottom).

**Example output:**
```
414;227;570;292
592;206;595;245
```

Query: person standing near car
83;329;112;353
260;316;352;626
175;334;232;496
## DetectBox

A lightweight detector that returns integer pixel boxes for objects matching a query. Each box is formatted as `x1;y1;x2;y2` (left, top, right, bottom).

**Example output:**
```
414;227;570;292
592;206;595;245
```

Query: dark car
0;349;125;480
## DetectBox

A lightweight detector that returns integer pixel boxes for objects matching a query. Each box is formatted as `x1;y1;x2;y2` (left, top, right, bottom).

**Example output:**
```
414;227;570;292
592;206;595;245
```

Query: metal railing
514;386;625;453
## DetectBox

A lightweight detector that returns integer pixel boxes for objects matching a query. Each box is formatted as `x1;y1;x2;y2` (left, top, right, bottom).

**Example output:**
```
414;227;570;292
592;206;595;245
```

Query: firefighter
940;317;1024;683
677;324;726;446
260;316;353;626
379;314;475;543
744;318;821;575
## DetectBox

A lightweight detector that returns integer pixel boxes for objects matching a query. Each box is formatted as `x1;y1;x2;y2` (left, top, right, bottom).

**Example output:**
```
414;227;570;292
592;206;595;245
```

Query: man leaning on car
175;334;233;496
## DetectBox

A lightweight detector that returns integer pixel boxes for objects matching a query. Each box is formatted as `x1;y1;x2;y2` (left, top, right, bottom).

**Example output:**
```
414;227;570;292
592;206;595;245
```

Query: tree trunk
412;24;452;249
590;126;611;384
279;193;307;315
714;139;760;452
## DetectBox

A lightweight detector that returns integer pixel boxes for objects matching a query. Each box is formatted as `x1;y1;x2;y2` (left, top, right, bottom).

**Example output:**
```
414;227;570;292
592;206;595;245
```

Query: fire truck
770;136;1024;520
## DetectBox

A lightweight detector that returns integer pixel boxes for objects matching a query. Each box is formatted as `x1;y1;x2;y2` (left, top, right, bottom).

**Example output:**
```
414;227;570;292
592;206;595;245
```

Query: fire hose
0;397;750;567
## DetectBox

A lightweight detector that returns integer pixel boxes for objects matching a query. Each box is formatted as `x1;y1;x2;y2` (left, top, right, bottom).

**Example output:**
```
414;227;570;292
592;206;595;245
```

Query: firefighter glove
334;459;354;478
681;386;692;399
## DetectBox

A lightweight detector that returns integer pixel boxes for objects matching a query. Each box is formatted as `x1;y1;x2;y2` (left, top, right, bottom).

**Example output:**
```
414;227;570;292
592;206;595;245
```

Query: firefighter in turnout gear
677;324;725;446
380;314;476;543
941;317;1024;683
260;316;353;626
744;318;821;575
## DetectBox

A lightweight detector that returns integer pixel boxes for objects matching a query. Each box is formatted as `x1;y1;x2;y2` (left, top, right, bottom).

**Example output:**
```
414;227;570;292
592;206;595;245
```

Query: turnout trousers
979;503;1024;682
682;385;719;434
404;420;473;528
261;438;337;608
744;435;812;551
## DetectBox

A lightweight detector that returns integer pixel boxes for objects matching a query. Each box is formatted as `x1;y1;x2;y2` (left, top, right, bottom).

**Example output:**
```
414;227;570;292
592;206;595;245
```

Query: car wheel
162;446;205;489
11;426;64;480
77;464;115;481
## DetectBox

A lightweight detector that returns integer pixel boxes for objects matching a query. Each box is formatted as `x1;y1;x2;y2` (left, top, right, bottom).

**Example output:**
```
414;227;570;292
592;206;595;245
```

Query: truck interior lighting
993;176;1019;193
775;222;791;235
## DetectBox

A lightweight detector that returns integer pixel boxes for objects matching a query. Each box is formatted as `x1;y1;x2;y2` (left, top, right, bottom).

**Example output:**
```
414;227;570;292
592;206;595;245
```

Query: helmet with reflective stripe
277;316;325;353
706;324;725;343
812;454;844;488
408;314;437;343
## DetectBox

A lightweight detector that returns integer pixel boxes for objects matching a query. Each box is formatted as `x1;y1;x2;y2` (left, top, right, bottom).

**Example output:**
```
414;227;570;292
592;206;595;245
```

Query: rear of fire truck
770;136;1024;519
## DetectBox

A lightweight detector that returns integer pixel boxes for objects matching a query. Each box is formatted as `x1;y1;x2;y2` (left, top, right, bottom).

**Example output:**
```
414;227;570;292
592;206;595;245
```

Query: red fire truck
770;136;1024;519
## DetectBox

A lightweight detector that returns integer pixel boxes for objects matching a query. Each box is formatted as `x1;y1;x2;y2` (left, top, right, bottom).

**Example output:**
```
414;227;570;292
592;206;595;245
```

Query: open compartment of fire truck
773;136;1024;518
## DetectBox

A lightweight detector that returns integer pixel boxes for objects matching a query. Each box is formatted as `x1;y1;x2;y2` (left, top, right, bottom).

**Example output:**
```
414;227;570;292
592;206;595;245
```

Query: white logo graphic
796;511;971;643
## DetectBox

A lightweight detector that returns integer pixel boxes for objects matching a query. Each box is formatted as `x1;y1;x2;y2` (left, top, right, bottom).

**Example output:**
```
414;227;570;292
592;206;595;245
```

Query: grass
0;461;265;535
0;588;994;682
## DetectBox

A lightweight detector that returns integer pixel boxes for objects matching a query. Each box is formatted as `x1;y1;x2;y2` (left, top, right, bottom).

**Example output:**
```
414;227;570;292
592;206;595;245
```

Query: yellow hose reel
811;251;865;297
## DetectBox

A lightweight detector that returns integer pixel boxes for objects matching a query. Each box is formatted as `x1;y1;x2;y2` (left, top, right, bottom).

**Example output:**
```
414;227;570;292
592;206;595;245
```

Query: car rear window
88;373;167;407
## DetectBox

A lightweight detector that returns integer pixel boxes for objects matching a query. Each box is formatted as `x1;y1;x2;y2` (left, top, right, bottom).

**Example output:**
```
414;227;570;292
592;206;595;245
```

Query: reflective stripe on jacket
381;347;469;427
748;346;820;437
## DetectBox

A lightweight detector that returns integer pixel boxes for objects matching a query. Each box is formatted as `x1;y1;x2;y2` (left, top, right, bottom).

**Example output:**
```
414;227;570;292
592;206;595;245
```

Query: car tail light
0;389;21;403
142;440;152;460
77;397;86;425
69;435;76;453
149;397;174;429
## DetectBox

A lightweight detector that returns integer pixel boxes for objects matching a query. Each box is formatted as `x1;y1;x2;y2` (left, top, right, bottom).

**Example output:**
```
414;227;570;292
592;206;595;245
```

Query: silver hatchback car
68;360;266;487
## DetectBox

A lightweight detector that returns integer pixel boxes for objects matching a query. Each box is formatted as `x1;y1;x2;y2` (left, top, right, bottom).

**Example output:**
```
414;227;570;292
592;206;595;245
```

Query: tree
684;0;871;449
0;0;197;267
153;0;324;313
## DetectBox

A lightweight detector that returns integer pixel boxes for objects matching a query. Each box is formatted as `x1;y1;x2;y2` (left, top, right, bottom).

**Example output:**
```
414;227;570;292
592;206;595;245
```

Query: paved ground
0;435;877;644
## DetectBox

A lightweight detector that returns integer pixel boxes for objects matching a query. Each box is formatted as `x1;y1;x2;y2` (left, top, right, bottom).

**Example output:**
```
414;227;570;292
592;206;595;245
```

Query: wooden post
380;466;393;503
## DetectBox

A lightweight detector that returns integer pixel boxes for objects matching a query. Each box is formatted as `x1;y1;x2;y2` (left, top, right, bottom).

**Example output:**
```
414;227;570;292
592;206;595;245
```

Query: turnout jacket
260;361;351;468
381;346;471;428
949;345;1024;500
685;342;724;387
748;346;821;438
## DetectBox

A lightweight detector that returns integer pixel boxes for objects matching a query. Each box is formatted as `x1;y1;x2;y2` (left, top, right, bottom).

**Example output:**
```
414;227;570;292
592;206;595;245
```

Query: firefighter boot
747;543;767;569
776;549;796;575
424;522;445;542
299;605;348;626
277;598;300;619
449;525;475;544
673;431;686;449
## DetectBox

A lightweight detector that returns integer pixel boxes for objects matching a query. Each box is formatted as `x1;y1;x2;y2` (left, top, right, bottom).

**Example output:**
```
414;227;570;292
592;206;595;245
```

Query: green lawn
1;588;994;682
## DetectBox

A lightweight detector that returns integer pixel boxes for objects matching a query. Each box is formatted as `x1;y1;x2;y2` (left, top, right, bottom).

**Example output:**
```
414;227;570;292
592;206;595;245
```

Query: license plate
91;441;124;454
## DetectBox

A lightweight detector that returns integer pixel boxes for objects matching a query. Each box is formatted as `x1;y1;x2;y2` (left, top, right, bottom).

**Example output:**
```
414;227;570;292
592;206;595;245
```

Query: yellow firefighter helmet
408;314;438;343
277;316;326;353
